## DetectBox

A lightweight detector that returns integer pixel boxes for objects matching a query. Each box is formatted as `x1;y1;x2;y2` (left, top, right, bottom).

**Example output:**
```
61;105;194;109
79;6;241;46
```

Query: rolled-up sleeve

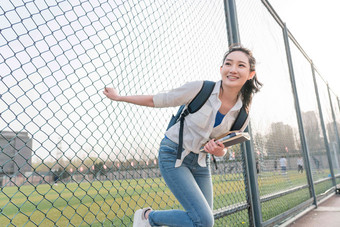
153;81;203;108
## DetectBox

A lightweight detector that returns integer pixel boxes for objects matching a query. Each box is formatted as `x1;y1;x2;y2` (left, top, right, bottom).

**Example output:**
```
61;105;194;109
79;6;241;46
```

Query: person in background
280;156;287;174
313;156;321;173
256;159;260;174
103;45;262;227
297;156;303;173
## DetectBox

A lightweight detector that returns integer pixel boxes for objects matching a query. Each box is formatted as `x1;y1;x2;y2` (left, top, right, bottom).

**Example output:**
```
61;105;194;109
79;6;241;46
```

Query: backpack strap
230;105;248;131
177;81;215;160
187;81;215;113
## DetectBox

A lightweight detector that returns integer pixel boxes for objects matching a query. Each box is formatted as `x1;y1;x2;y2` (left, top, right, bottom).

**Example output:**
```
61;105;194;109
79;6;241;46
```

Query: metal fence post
311;63;337;190
282;23;317;207
244;124;263;227
223;0;240;45
224;0;263;226
327;85;340;162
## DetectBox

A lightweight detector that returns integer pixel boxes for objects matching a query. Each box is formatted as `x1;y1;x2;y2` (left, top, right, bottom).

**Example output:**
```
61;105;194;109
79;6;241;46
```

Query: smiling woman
219;52;254;115
219;46;262;112
103;44;262;227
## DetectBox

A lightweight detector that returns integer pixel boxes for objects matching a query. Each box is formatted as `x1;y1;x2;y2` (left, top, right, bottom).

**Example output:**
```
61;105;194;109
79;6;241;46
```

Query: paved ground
285;193;340;227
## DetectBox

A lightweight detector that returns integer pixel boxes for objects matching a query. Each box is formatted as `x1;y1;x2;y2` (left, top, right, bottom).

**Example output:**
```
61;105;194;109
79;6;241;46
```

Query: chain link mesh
236;0;340;223
1;0;339;226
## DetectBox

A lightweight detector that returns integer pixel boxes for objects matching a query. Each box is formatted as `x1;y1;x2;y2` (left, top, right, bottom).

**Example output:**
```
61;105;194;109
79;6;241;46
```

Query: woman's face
220;50;255;90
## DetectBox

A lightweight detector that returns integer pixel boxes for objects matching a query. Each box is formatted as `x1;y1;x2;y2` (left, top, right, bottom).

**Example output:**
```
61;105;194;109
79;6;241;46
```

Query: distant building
0;131;33;176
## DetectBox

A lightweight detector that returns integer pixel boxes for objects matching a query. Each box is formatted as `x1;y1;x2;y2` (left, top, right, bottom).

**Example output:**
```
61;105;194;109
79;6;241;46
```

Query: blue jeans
148;137;214;227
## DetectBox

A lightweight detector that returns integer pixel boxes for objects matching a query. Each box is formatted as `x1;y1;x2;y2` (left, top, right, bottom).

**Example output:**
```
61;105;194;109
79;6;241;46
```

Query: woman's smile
226;75;239;80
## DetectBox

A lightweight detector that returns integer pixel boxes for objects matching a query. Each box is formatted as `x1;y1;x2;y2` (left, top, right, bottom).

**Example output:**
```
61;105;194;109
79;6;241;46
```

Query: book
200;132;250;152
218;132;250;147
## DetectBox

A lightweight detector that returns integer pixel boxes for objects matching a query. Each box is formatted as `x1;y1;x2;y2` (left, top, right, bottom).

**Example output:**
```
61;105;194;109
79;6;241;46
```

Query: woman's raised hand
103;87;120;101
103;87;155;107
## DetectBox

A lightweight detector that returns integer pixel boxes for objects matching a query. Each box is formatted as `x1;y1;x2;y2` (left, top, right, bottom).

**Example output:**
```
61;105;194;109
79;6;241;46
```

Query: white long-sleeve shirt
153;80;249;167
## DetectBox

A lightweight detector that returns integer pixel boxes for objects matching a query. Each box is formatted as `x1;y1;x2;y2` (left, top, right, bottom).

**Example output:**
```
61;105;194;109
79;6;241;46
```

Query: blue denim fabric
148;137;214;227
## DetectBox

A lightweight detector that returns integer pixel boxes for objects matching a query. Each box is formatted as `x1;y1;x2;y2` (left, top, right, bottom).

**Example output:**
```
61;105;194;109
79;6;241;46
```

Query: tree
265;122;297;156
253;132;267;156
93;161;106;176
54;167;70;182
327;121;340;144
302;111;324;152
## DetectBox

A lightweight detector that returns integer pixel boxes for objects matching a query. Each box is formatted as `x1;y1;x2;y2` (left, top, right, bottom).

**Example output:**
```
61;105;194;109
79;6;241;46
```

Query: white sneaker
133;207;152;227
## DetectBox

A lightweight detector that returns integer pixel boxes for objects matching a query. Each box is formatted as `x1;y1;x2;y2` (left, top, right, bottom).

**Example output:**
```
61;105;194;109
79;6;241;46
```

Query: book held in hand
200;131;250;152
218;132;250;147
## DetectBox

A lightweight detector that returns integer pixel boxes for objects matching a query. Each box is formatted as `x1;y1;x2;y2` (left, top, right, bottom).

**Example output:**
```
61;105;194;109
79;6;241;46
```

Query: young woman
103;45;262;227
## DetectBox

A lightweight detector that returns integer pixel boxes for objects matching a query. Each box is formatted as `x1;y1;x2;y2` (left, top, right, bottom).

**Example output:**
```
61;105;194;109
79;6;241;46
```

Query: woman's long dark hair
221;44;263;110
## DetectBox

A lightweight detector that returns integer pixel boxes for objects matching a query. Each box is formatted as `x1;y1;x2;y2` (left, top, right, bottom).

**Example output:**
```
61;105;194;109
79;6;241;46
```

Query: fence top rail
261;0;311;63
261;0;338;98
213;202;249;219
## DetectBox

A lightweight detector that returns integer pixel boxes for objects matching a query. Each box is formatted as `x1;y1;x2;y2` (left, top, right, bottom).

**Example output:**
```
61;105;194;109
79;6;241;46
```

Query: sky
269;0;340;98
0;0;229;162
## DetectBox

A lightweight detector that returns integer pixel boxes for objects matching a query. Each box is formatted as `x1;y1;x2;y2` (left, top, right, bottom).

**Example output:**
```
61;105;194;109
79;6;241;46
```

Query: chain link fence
1;0;339;226
236;0;340;225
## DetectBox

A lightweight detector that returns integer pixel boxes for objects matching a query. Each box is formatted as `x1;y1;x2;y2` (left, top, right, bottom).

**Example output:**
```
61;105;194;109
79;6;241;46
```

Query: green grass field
0;170;333;227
